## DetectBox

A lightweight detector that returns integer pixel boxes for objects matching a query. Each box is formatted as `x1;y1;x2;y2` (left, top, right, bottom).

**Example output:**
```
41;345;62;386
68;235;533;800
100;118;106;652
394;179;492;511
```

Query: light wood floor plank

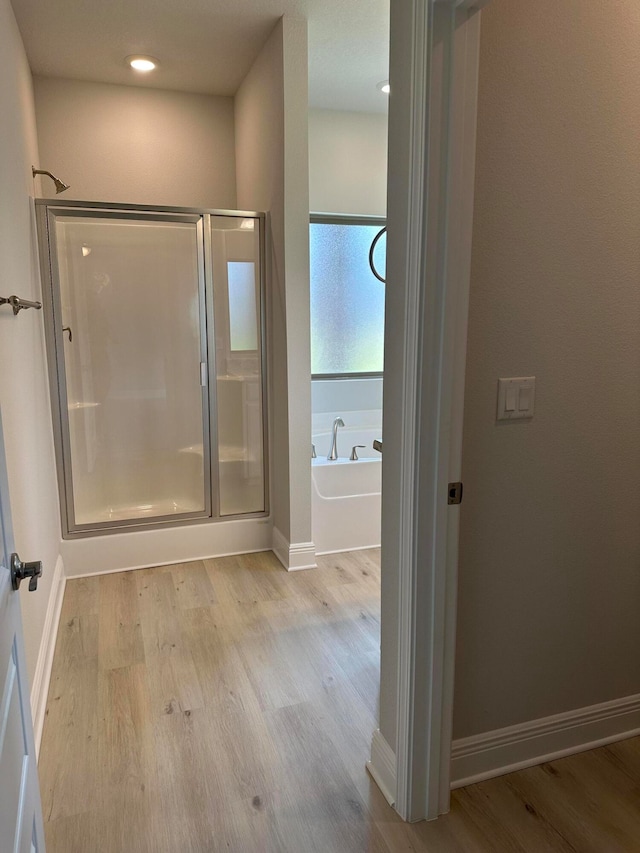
98;570;144;671
39;583;99;825
96;662;160;853
40;548;640;852
181;604;263;717
167;559;218;610
136;568;205;717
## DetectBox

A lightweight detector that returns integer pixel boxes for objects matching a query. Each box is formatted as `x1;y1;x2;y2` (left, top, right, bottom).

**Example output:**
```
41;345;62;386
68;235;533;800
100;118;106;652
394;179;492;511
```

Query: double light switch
497;376;535;421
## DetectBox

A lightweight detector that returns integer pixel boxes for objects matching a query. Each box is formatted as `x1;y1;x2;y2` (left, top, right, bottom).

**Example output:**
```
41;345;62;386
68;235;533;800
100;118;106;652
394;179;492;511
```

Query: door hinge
448;482;463;505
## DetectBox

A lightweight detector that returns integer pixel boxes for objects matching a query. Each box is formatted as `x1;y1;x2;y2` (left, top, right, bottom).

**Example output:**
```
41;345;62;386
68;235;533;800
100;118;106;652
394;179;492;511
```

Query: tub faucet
327;417;345;460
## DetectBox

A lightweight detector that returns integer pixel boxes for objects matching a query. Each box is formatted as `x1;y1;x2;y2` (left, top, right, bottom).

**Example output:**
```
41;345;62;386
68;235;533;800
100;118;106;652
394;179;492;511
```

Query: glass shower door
210;215;266;516
49;211;210;531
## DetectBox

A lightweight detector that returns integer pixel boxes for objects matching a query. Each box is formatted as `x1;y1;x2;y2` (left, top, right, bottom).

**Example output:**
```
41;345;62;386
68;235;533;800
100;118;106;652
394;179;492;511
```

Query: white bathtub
311;430;382;554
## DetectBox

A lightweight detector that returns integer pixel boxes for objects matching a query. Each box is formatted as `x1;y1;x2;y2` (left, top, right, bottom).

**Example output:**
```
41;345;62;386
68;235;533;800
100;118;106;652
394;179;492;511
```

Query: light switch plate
497;377;535;421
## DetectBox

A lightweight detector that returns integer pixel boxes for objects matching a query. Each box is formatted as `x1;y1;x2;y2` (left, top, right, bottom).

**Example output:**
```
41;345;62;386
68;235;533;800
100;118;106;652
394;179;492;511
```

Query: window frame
309;212;386;381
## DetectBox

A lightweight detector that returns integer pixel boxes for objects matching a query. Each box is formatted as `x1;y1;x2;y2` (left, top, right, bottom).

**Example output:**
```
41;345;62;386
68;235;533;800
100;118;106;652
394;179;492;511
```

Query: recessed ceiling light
126;55;158;73
377;80;390;95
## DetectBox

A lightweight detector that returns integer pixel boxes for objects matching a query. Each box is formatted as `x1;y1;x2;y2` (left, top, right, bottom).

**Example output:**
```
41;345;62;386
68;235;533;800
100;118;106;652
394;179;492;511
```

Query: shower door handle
200;362;208;387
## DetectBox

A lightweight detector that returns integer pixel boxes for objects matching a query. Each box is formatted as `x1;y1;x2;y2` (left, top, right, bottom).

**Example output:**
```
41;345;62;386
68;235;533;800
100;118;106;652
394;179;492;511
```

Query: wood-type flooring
39;549;640;851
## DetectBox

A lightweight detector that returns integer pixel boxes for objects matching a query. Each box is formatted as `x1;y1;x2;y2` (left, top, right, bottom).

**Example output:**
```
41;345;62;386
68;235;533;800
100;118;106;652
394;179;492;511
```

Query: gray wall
235;17;312;548
33;77;237;209
0;0;62;684
454;0;640;738
308;109;387;217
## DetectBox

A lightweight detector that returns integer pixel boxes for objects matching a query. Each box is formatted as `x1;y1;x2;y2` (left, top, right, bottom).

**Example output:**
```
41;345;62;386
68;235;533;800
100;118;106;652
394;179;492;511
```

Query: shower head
53;177;70;194
32;167;70;194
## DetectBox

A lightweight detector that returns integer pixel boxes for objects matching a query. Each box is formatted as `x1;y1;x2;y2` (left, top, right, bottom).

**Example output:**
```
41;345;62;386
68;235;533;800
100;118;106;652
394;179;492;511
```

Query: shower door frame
36;200;268;538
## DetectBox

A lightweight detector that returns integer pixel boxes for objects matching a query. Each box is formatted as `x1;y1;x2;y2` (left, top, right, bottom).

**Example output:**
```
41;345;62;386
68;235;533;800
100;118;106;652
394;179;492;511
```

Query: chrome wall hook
0;295;42;315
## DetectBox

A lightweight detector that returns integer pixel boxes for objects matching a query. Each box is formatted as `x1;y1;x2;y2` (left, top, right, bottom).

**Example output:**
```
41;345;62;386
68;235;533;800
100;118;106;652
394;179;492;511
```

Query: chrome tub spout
327;417;345;460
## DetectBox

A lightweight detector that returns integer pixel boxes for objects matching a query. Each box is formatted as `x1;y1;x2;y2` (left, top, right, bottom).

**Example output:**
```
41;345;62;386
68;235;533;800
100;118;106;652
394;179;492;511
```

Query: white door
0;409;46;852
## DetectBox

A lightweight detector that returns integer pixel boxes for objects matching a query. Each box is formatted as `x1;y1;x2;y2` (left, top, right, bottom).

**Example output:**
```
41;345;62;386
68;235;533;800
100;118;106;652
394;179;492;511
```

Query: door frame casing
371;0;488;822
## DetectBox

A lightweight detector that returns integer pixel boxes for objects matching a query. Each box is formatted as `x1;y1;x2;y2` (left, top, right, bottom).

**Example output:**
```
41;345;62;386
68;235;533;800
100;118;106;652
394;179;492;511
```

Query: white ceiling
10;0;389;114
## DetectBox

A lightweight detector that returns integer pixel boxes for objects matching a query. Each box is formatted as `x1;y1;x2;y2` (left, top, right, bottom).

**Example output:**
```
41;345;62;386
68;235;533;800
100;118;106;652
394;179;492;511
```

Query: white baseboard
31;554;66;759
366;728;396;807
69;545;273;579
451;692;640;789
272;527;317;572
315;543;381;557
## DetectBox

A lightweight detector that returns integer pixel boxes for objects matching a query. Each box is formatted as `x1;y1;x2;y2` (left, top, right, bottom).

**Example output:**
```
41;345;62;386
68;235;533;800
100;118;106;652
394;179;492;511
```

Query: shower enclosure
36;201;267;536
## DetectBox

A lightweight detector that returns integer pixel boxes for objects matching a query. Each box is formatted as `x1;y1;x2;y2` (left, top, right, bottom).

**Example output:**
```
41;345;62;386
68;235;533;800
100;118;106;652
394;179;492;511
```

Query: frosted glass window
227;262;258;351
310;221;386;375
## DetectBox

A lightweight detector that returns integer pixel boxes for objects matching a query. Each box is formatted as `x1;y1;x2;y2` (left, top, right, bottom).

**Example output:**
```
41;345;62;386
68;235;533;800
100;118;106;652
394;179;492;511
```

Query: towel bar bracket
0;295;42;315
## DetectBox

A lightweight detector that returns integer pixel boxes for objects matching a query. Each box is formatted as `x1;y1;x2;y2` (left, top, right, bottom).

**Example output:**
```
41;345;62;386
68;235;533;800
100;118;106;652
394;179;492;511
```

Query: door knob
10;553;43;592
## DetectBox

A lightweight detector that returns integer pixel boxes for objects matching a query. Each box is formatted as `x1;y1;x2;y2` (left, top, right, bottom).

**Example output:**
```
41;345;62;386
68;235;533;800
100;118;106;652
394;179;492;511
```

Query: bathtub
311;426;381;554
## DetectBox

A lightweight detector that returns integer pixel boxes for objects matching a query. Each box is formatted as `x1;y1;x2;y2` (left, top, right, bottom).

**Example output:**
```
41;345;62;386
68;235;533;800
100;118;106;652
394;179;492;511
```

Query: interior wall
308;109;387;217
235;17;312;551
312;378;382;417
454;0;640;738
33;77;237;209
311;379;382;452
0;0;62;685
